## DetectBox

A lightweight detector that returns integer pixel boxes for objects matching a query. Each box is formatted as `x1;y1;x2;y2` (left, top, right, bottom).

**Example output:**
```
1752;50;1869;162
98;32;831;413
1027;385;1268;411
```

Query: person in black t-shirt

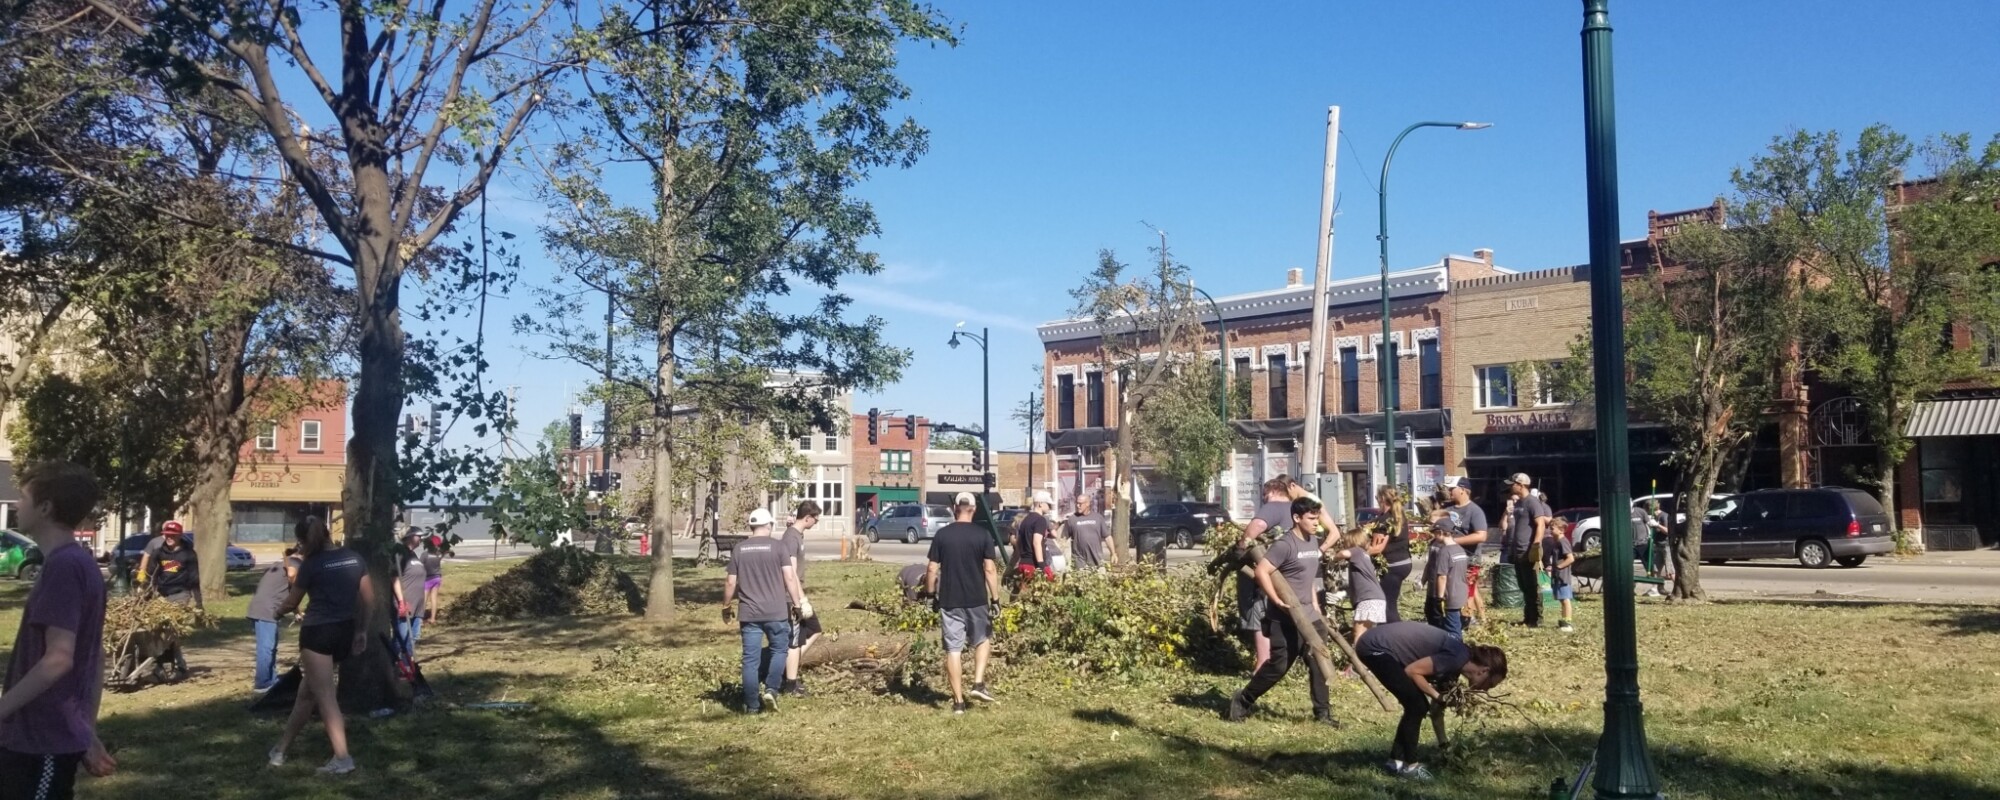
1357;622;1509;782
1228;496;1338;727
1011;492;1056;591
143;523;200;678
780;501;823;697
926;493;1000;714
1373;486;1416;623
270;516;371;775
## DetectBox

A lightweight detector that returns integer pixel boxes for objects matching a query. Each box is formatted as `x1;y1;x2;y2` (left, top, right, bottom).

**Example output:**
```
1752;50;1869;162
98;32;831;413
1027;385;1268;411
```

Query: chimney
1473;248;1494;266
1286;268;1304;287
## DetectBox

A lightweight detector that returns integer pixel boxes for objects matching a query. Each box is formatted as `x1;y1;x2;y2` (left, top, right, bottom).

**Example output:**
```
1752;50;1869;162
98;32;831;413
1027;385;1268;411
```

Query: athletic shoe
1224;691;1251;722
1382;759;1403;776
1313;712;1342;729
1397;763;1435;781
1558;621;1575;633
951;701;969;715
967;683;996;703
781;680;809;698
317;755;356;776
760;688;779;712
267;747;286;768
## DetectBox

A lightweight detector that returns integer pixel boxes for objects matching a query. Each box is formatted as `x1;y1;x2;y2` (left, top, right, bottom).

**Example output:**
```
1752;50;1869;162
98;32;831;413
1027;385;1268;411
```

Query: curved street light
947;325;991;498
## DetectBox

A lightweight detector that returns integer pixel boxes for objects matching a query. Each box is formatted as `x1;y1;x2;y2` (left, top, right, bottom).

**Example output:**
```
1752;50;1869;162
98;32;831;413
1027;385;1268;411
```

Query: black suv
1131;502;1228;549
1700;487;1894;568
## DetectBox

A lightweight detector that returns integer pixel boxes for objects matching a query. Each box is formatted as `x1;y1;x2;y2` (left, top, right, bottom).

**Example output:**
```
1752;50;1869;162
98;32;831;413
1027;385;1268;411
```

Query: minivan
867;504;954;544
1700;487;1894;568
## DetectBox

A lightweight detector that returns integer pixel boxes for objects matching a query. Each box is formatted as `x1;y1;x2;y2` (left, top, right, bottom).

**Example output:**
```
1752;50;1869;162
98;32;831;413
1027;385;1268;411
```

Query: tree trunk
187;452;236;602
1110;392;1133;558
1670;451;1724;602
644;327;678;620
1875;444;1899;542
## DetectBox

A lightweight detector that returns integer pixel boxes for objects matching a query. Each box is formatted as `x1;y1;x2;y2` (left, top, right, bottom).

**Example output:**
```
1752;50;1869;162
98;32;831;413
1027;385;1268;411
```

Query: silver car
868;504;953;544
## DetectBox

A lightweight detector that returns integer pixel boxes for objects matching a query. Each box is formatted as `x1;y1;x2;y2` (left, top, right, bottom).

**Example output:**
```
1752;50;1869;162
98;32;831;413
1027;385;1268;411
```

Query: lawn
1;557;1996;799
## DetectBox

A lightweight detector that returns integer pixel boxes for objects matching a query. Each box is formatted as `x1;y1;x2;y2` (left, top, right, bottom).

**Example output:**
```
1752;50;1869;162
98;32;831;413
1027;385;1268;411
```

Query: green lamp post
1579;1;1663;797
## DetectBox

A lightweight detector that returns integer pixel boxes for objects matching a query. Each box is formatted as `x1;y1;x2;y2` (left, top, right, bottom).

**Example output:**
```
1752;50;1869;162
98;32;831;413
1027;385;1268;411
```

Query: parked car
1572;493;1737;556
1130;502;1228;549
110;532;255;580
1553;507;1599;538
868;503;954;544
1700;487;1893;568
0;530;43;581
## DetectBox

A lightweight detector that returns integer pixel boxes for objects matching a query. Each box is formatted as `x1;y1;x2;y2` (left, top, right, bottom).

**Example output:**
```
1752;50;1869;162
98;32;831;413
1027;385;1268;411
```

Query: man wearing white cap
1501;473;1551;628
1011;491;1056;590
722;508;807;713
926;492;1001;714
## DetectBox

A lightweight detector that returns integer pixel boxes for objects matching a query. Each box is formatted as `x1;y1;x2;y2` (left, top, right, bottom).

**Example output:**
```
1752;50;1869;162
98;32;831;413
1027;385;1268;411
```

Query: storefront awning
1045;427;1118;450
1906;398;2000;438
860;486;919;502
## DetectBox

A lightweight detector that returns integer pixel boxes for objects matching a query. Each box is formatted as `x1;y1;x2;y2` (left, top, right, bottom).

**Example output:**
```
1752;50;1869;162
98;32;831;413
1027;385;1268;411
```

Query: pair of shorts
0;748;81;800
1353;599;1388;625
941;605;992;654
424;576;443;592
299;620;357;661
792;614;823;644
1554;583;1575;601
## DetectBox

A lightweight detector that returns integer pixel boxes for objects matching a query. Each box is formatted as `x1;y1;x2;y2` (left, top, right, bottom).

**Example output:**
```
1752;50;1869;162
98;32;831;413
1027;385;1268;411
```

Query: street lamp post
948;325;992;498
1377;120;1490;497
1187;281;1229;422
1580;2;1662;797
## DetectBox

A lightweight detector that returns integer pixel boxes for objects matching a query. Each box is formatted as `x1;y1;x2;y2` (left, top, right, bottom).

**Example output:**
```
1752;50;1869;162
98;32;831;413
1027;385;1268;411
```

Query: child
1422;516;1470;639
1542;518;1578;633
1339;525;1388;644
0;463;116;797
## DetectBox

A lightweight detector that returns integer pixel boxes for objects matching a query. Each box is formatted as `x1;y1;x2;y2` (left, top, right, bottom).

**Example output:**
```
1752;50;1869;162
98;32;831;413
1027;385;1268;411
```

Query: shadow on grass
1066;706;2000;800
1926;606;2000;637
92;670;825;800
1168;686;1231;715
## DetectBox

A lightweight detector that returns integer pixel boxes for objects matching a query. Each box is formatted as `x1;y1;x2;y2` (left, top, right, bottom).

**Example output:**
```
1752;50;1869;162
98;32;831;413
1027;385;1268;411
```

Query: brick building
852;411;929;519
231;379;348;542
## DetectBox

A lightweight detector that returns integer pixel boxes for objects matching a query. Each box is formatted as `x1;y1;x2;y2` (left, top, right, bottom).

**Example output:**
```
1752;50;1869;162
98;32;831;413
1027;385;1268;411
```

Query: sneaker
951;701;969;715
1397;763;1435;781
967;683;996;703
759;688;779;712
317;755;356;776
1224;691;1251;722
267;747;286;768
1313;712;1343;729
781;680;809;698
1382;759;1404;776
1559;621;1576;633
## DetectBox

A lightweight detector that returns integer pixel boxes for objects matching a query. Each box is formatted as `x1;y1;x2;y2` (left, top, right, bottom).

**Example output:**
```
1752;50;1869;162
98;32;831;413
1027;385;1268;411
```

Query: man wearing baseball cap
1443;477;1490;627
1011;491;1056;591
1501;473;1551;628
926;492;1001;713
722;508;807;713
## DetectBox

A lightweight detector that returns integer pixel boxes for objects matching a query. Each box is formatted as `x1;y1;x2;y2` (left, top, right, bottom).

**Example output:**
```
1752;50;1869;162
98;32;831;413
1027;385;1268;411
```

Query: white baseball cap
1031;490;1054;507
747;508;776;528
953;492;978;509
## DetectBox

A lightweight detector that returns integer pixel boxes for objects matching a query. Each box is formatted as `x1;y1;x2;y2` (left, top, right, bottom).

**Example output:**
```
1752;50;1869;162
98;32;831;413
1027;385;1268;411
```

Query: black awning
1045;427;1119;450
1328;409;1452;438
0;461;19;504
1230;418;1305;439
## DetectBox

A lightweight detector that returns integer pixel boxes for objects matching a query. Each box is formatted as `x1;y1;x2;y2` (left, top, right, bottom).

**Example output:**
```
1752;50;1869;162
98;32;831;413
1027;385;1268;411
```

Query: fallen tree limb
800;632;912;671
1217;541;1394;713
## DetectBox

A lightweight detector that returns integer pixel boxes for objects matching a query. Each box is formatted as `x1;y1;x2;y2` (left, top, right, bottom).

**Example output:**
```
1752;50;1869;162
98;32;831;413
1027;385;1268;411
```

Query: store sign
1484;412;1573;433
232;463;344;501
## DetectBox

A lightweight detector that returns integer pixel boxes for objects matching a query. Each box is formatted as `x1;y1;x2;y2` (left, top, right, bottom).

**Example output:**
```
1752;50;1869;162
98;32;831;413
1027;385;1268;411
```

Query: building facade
230;380;348;542
852;411;929;518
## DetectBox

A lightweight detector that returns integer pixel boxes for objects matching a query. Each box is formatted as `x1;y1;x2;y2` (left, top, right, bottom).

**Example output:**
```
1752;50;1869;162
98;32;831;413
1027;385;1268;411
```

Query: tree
1011;384;1044;499
9;370;195;527
522;1;950;620
1068;245;1205;556
1546;220;1795;601
931;432;983;452
488;420;593;548
1743;128;2000;518
1135;363;1235;499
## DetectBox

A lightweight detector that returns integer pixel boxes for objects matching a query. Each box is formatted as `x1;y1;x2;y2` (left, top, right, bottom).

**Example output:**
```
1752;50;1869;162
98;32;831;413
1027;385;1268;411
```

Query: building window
1339;347;1359;413
255;423;278;451
797;434;812;452
817;466;845;518
1267;354;1288;417
1377;340;1402;410
1086;371;1105;428
1233;356;1252;389
1419;340;1442;410
824;435;838;452
1057;374;1076;429
1476;365;1517;410
879;450;912;474
1978;324;2000;368
1536;360;1566;406
300;420;323;452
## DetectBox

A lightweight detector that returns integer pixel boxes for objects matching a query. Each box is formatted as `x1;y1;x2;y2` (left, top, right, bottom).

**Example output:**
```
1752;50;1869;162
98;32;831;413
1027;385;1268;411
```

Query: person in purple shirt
0;463;117;798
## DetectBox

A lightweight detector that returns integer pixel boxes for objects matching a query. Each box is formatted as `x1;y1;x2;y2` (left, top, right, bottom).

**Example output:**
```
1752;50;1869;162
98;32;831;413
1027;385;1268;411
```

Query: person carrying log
1226;496;1340;727
1231;478;1295;672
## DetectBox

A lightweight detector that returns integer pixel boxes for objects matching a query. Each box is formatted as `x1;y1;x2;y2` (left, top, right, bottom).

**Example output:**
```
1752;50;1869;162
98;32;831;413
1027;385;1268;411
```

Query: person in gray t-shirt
724;509;806;714
781;501;824;697
1229;495;1337;726
1232;478;1296;673
1502;474;1551;628
1062;496;1110;569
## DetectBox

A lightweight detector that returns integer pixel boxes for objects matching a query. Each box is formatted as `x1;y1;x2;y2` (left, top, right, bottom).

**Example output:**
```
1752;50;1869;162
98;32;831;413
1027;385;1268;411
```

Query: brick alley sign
1483;412;1573;433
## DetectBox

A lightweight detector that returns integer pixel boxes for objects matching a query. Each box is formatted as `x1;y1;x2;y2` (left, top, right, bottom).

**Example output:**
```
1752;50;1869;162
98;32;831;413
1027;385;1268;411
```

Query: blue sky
464;0;2000;454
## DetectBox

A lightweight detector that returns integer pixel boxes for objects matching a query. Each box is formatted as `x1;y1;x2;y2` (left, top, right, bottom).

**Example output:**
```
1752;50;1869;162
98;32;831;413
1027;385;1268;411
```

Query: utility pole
1301;105;1341;480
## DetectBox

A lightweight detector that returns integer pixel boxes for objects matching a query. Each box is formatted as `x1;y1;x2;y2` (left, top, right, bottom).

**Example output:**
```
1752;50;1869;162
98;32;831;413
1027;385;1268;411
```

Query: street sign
938;473;995;486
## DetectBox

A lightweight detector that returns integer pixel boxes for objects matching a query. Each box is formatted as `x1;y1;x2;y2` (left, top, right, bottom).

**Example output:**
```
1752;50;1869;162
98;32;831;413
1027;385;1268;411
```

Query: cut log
800;632;913;671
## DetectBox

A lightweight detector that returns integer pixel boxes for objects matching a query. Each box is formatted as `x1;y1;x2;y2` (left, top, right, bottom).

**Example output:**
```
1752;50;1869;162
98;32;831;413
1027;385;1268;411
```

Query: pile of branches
998;568;1241;678
446;548;643;621
103;595;213;653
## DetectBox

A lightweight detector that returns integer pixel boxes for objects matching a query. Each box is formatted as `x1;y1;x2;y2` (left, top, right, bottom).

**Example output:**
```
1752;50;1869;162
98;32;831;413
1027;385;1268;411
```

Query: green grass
1;558;1996;799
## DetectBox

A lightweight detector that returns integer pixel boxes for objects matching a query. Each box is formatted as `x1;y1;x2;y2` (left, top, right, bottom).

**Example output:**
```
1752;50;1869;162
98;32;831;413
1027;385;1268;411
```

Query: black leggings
1240;615;1331;718
1360;650;1430;764
1380;561;1414;623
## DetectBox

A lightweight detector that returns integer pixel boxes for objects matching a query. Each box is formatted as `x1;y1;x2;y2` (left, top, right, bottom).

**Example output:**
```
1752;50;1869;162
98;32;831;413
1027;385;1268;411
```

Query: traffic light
429;406;443;445
867;408;879;445
609;472;622;491
588;472;608;492
971;450;983;471
904;414;915;439
568;413;583;450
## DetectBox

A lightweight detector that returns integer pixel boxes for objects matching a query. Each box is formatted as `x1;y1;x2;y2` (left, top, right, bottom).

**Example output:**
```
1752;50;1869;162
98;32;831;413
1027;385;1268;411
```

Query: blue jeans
396;617;423;660
739;620;793;711
252;619;280;690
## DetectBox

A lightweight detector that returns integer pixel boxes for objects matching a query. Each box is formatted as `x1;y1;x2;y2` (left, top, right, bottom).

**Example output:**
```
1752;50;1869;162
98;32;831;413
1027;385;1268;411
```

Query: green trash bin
1491;560;1524;609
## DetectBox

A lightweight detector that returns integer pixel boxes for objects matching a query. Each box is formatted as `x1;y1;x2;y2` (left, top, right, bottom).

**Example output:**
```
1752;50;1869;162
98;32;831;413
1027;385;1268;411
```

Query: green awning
861;486;919;502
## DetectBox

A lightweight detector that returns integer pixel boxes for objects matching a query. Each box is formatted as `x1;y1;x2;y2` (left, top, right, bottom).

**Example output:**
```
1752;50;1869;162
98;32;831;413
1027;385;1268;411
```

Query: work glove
987;599;1001;617
798;598;815;620
722;604;736;624
135;571;149;585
